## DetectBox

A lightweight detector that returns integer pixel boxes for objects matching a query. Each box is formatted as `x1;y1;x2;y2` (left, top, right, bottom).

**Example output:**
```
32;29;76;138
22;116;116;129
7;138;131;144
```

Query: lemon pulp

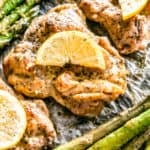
0;90;26;149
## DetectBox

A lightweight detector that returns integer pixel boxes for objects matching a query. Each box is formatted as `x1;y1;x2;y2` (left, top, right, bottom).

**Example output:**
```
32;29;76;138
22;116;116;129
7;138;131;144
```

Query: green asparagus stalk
26;0;41;6
0;0;41;34
0;0;24;20
123;127;150;150
0;34;12;49
54;98;150;150
145;139;150;150
10;5;39;35
0;6;39;49
88;109;150;150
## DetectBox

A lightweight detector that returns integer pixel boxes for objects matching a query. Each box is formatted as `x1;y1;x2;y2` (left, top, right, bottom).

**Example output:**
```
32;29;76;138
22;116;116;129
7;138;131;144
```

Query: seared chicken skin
79;0;149;54
3;4;127;117
0;78;56;150
12;100;56;150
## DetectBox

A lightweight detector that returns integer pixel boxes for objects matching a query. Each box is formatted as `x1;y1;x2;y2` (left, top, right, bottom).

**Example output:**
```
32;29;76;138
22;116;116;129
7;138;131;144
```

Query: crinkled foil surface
0;0;150;148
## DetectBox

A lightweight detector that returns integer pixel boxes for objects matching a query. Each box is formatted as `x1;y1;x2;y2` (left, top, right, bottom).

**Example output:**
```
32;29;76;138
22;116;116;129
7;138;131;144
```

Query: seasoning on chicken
0;78;56;149
13;100;56;150
79;0;150;54
3;4;127;117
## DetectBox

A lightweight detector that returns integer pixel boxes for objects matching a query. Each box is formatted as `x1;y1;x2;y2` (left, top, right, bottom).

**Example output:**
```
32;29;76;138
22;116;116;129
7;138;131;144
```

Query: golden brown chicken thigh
79;0;149;54
3;4;127;117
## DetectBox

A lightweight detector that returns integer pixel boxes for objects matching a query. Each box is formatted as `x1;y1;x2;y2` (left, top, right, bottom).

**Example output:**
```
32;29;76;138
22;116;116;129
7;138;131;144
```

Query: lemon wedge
36;31;106;70
0;90;26;149
119;0;148;20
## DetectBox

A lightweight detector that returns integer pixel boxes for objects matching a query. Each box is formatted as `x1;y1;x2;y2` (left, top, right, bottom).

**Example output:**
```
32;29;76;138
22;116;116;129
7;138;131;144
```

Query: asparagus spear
0;0;41;34
123;127;150;150
0;6;39;49
0;0;24;19
9;5;39;35
145;139;150;150
54;98;150;150
0;34;12;49
88;109;150;150
26;0;41;6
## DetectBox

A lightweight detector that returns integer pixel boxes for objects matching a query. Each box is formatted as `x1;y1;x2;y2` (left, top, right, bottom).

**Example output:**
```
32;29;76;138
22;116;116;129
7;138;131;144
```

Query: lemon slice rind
36;31;106;70
119;0;148;20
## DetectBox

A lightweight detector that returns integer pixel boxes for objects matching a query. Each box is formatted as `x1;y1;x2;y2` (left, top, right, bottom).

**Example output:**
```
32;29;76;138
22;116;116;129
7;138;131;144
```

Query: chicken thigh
3;4;127;117
79;0;149;54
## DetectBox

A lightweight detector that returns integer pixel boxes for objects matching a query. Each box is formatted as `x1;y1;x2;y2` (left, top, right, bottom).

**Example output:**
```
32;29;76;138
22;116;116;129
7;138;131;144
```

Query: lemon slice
36;31;106;70
119;0;148;20
0;90;26;149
